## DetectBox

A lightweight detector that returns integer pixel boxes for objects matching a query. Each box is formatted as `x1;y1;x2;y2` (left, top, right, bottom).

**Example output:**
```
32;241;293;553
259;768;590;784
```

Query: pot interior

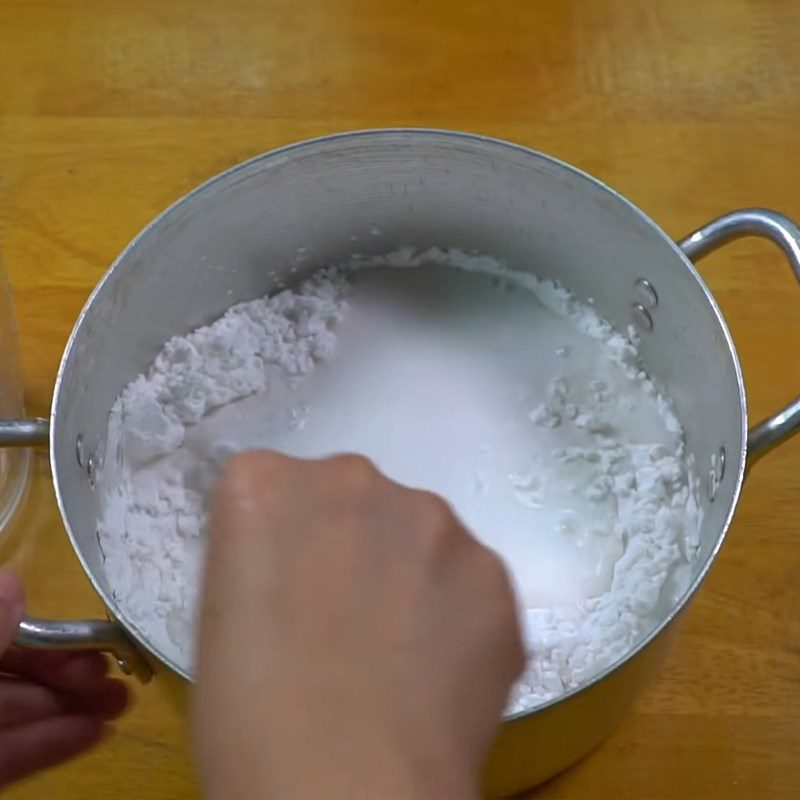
52;130;745;677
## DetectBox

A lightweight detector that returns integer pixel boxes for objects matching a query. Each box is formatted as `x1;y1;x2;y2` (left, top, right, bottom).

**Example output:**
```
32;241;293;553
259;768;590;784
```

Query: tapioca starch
96;249;700;711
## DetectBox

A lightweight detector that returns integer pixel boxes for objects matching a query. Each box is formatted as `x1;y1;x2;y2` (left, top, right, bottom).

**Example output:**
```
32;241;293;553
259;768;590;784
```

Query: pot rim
50;128;748;716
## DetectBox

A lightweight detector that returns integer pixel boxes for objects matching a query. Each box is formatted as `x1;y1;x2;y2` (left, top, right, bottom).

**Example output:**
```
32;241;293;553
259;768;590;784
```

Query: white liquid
173;266;678;609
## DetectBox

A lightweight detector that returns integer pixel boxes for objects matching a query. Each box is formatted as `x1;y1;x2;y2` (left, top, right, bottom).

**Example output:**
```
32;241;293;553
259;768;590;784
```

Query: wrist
255;734;478;800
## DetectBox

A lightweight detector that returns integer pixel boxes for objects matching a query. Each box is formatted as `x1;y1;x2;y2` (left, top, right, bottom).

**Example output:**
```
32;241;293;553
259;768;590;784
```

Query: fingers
45;651;111;690
0;714;104;786
0;649;108;692
202;452;287;633
0;573;125;788
0;671;127;724
81;678;129;720
0;678;73;728
0;650;129;720
0;572;24;653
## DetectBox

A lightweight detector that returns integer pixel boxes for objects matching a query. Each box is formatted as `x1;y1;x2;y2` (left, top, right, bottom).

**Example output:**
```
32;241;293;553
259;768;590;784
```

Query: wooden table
1;1;799;797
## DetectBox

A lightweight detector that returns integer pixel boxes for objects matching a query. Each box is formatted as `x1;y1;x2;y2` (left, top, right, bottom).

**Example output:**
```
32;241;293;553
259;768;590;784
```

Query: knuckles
410;491;462;559
326;453;382;493
467;545;520;614
474;547;514;595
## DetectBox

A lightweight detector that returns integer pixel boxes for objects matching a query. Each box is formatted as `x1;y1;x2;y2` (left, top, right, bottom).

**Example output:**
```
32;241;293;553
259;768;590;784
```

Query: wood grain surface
1;1;799;797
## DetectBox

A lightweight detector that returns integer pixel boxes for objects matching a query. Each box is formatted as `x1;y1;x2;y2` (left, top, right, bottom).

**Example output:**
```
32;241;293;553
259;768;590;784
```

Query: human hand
0;570;129;786
193;452;525;800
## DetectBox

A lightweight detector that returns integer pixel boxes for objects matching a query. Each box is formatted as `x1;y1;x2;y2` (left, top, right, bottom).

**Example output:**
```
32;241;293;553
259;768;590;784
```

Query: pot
5;130;799;795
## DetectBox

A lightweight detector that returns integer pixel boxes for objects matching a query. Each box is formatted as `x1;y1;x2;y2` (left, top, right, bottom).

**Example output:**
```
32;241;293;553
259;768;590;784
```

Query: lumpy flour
96;249;701;710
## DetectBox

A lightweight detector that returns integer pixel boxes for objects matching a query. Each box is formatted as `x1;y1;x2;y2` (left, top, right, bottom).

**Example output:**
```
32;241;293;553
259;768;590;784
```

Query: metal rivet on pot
75;434;85;468
707;467;718;502
631;303;654;332
117;658;133;676
714;446;726;483
86;453;98;487
635;278;658;309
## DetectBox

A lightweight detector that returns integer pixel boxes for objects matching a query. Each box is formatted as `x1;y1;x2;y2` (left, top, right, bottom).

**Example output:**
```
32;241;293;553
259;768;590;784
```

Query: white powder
97;250;701;711
97;270;347;656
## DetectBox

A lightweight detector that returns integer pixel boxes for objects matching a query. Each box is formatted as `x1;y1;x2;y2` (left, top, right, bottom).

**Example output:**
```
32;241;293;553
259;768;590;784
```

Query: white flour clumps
97;270;347;663
97;248;701;711
347;248;701;709
512;392;697;706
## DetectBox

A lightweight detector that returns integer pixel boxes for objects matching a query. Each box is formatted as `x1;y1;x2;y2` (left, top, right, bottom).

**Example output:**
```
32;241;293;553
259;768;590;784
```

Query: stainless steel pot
4;130;799;795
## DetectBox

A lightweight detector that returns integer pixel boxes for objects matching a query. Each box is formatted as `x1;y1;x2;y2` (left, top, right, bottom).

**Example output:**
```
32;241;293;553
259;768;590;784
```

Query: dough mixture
96;249;701;710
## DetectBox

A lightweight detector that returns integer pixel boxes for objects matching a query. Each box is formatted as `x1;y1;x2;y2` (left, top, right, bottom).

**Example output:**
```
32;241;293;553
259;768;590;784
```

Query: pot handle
0;418;153;682
0;418;50;447
678;208;800;465
17;618;153;683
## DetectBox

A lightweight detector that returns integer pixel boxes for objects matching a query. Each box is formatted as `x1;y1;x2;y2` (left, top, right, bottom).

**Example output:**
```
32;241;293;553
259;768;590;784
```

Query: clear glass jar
0;248;32;535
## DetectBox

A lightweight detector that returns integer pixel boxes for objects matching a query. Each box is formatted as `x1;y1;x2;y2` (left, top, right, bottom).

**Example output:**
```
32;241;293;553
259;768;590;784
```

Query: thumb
0;571;24;653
